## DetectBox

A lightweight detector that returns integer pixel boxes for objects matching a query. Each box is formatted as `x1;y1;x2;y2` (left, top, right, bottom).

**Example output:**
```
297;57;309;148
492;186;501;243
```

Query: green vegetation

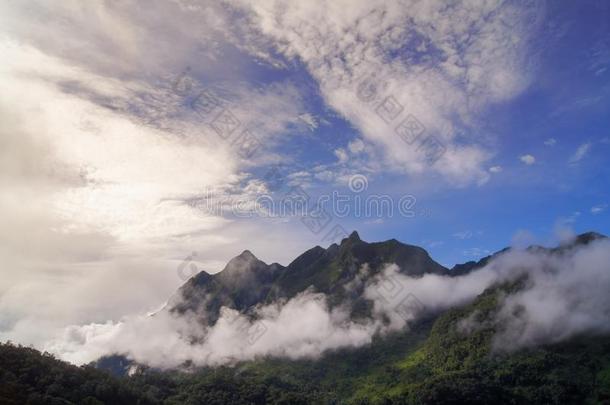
0;283;610;404
340;280;610;404
3;279;610;404
0;342;153;404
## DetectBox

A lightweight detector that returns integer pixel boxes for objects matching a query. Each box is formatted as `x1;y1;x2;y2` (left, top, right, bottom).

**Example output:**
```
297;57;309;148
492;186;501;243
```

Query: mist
43;237;610;368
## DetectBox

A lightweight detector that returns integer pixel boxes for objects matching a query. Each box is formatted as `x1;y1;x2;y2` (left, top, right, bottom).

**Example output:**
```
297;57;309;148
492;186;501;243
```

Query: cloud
489;166;502;173
553;213;581;245
0;42;235;342
334;148;349;164
372;239;610;352
569;142;591;165
229;0;545;186
566;211;582;223
553;222;577;245
453;231;474;240
297;113;319;131
45;290;375;368
591;204;607;215
37;236;610;368
510;229;537;249
544;138;557;146
0;3;317;351
44;262;494;367
348;139;366;154
490;238;610;350
519;154;536;165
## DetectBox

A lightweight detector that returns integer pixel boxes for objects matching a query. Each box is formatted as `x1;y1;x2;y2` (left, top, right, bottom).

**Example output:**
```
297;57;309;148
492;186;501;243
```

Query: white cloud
229;0;545;186
334;148;349;164
45;290;375;368
490;239;610;350
591;204;607;215
544;138;557;146
43;262;494;367
519;154;536;165
489;165;502;173
348;139;365;154
0;1;320;351
558;211;581;226
298;113;319;131
510;229;537;249
569;142;591;165
375;240;610;351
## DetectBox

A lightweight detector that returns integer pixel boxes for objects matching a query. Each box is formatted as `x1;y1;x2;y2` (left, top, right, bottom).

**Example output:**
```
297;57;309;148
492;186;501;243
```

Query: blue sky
210;0;610;266
1;0;609;346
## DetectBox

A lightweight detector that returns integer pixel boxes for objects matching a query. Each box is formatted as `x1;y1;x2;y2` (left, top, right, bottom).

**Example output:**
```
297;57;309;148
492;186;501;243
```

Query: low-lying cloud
46;290;376;368
490;239;610;349
44;237;610;368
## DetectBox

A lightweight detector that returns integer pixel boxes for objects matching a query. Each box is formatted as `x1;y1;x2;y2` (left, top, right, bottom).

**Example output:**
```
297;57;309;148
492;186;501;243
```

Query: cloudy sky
1;0;609;349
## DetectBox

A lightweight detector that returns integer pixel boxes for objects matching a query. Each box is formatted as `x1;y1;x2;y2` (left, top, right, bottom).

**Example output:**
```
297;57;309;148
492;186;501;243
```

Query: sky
0;0;609;349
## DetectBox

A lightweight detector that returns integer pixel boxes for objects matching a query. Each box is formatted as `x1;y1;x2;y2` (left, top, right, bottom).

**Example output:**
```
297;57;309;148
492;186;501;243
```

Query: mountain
169;230;607;328
170;249;285;323
274;231;447;295
169;231;448;324
3;231;609;404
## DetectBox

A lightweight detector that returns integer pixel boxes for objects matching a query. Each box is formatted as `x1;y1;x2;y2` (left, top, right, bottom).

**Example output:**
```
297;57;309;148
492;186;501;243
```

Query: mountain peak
221;250;264;275
575;231;606;245
555;231;607;251
237;250;258;260
344;230;361;243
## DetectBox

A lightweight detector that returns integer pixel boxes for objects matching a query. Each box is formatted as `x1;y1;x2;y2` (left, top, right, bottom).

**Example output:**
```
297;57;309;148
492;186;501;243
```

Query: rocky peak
339;230;362;246
236;249;258;261
348;230;361;241
574;231;606;245
224;250;263;271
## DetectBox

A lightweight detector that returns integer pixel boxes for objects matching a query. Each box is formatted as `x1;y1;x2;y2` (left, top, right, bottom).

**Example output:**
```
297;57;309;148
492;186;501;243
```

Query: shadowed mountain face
169;230;608;326
169;250;284;323
272;231;448;301
169;231;448;323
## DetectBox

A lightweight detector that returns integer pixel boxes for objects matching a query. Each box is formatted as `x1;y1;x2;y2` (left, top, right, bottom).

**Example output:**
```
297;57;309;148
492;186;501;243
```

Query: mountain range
2;231;609;404
169;231;447;324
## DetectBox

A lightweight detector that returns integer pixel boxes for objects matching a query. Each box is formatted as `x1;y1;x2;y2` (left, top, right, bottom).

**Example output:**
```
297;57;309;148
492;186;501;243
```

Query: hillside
0;342;154;405
2;231;609;404
4;290;609;404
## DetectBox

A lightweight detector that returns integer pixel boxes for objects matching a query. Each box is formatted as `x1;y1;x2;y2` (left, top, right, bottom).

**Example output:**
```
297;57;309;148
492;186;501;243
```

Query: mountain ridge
168;229;607;333
168;230;451;321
